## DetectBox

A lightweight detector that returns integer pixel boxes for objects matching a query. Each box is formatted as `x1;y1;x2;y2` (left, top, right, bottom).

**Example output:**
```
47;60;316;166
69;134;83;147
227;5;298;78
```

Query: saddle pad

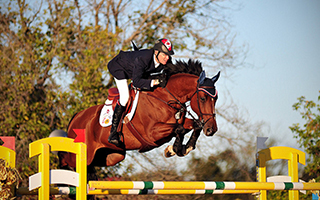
99;91;140;127
99;99;114;127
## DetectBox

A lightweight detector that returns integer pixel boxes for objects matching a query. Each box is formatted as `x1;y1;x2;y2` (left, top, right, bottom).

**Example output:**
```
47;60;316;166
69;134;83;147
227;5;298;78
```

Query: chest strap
123;117;158;153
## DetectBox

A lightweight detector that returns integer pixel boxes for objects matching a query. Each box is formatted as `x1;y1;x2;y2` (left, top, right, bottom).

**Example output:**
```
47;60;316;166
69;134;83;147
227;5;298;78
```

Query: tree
290;91;320;181
266;92;320;200
0;0;258;195
0;0;66;189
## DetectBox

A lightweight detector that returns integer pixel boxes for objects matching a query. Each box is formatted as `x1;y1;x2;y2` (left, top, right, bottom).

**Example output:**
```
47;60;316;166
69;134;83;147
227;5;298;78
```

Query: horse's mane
165;59;203;78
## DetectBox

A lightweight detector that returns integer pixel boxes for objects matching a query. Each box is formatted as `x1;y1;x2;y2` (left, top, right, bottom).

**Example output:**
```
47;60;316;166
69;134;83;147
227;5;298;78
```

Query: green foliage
267;190;314;200
268;91;320;199
0;0;245;195
290;91;320;181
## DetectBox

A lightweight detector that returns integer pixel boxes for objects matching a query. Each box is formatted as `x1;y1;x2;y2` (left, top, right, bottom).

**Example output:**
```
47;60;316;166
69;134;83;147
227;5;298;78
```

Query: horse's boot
108;103;126;146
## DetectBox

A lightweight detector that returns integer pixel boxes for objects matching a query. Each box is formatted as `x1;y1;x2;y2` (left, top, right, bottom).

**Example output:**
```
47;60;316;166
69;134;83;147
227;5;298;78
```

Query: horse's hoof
164;145;176;157
182;146;194;156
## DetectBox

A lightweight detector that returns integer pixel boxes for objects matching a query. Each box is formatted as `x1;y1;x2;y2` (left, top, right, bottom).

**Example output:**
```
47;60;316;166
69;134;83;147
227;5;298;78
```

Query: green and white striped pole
89;181;320;191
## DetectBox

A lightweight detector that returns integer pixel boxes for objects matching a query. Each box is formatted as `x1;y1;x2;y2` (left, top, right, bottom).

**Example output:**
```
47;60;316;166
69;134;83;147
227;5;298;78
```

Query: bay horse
58;59;220;172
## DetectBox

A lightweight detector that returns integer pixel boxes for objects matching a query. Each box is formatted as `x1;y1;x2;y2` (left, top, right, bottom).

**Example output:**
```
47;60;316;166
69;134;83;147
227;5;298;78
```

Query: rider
107;38;175;146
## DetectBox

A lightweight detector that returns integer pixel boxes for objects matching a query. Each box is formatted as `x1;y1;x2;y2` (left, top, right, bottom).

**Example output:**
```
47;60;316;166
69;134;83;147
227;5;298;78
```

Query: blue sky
221;0;320;147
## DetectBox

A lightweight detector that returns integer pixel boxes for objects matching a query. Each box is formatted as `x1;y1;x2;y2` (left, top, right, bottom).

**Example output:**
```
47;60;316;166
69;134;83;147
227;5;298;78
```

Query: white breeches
114;78;129;106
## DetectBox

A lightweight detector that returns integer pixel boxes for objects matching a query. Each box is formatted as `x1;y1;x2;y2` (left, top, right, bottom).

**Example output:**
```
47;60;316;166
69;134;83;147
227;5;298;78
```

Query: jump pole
88;181;320;191
16;187;258;195
88;189;259;195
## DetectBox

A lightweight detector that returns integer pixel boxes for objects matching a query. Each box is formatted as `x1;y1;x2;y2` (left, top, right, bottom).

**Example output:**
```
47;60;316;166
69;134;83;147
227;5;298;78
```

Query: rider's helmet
153;38;174;56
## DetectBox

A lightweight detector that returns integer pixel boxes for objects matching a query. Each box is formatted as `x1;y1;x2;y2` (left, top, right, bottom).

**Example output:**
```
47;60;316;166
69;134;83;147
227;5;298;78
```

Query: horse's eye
200;96;206;102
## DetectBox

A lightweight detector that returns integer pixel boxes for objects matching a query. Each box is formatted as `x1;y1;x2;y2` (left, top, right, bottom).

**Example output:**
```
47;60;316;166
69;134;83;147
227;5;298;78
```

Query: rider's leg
108;78;129;146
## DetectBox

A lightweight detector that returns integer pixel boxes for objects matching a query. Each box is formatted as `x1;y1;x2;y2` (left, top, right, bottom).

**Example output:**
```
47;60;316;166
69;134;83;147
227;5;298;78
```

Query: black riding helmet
153;38;174;56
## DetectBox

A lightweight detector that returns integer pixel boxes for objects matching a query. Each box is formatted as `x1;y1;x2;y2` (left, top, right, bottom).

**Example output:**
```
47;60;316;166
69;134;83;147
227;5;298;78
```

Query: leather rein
146;84;216;129
124;84;217;151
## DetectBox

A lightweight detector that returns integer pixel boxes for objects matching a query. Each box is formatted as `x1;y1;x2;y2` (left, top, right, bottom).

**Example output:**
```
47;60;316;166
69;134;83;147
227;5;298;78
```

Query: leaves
1;0;246;194
290;91;320;182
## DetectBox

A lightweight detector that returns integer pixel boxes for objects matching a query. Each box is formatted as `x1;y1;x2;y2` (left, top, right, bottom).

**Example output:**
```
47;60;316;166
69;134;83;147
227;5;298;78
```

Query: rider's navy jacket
108;49;165;90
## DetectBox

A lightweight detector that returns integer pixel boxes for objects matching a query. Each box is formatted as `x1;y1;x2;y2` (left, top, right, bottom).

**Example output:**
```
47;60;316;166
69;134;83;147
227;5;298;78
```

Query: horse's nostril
206;128;213;135
205;127;217;136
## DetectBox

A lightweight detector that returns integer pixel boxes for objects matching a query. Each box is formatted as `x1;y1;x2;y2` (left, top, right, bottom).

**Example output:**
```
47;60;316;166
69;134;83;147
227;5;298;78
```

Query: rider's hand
159;76;167;88
152;79;160;86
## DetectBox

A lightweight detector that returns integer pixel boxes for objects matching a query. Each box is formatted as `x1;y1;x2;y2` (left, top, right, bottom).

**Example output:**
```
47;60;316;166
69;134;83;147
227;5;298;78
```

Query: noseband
160;84;216;129
189;84;217;128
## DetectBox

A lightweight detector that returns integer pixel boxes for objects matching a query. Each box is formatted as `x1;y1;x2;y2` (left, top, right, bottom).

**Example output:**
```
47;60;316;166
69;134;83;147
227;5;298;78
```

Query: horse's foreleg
172;124;187;157
182;123;202;156
164;145;176;157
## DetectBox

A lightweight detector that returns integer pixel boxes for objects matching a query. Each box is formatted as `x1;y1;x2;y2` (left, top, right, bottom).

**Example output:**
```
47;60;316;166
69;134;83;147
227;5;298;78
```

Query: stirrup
108;132;121;146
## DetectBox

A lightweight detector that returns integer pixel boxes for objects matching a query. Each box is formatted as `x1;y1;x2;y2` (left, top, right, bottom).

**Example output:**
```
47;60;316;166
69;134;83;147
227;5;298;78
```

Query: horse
57;59;220;172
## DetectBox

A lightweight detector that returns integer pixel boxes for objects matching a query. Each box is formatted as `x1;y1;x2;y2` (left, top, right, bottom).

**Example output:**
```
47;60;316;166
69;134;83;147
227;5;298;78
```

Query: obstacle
0;137;20;199
88;189;259;195
256;144;306;200
0;137;16;167
16;186;258;195
16;186;77;195
28;137;87;200
1;135;320;200
88;180;320;191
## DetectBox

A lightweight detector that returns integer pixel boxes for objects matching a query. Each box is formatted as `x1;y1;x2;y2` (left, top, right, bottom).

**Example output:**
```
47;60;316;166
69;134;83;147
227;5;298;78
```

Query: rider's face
157;52;170;65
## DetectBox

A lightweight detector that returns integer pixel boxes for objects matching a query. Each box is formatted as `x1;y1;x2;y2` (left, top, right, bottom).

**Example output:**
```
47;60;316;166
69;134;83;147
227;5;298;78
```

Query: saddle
99;84;138;127
99;85;158;152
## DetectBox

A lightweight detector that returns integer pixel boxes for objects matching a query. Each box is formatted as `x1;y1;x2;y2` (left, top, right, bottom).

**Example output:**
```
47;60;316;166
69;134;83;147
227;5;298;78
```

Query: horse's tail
66;112;78;132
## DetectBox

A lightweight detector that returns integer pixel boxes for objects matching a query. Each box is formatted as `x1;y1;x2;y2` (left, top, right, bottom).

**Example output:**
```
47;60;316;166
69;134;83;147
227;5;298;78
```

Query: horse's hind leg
87;164;97;200
58;151;74;170
57;152;77;199
91;148;126;167
87;164;98;181
107;152;125;166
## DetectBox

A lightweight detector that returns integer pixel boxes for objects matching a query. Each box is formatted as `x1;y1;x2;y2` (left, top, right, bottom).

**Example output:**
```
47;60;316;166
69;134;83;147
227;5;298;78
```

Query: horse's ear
198;70;206;84
131;40;139;51
211;71;220;84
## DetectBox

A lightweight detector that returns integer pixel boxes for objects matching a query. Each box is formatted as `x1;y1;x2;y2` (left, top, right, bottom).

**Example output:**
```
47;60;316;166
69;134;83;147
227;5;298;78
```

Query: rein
146;85;214;128
146;91;187;121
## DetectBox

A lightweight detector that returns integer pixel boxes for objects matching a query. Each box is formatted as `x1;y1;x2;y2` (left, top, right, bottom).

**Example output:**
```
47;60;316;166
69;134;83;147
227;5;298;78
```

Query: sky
220;0;320;148
80;0;320;173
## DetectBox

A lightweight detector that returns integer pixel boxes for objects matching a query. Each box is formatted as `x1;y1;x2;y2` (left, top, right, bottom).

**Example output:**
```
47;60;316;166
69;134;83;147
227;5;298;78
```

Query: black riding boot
108;104;126;146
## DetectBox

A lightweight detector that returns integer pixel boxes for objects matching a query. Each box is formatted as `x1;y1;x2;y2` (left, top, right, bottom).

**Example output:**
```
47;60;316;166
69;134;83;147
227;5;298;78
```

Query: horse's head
190;71;220;136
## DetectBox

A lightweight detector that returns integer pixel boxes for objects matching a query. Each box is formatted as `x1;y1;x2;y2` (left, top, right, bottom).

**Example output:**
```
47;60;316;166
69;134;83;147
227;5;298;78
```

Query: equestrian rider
107;38;175;146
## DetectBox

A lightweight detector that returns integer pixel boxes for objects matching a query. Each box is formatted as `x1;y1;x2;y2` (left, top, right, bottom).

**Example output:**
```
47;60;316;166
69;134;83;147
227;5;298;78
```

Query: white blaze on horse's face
211;98;216;118
190;91;218;136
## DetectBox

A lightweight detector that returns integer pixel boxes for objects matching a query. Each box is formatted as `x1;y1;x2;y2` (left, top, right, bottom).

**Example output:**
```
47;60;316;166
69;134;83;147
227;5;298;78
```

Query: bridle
147;84;217;129
187;83;217;128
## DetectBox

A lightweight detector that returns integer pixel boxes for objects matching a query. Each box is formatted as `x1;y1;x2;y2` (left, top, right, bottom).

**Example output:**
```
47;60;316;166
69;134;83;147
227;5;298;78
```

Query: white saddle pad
99;91;140;127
